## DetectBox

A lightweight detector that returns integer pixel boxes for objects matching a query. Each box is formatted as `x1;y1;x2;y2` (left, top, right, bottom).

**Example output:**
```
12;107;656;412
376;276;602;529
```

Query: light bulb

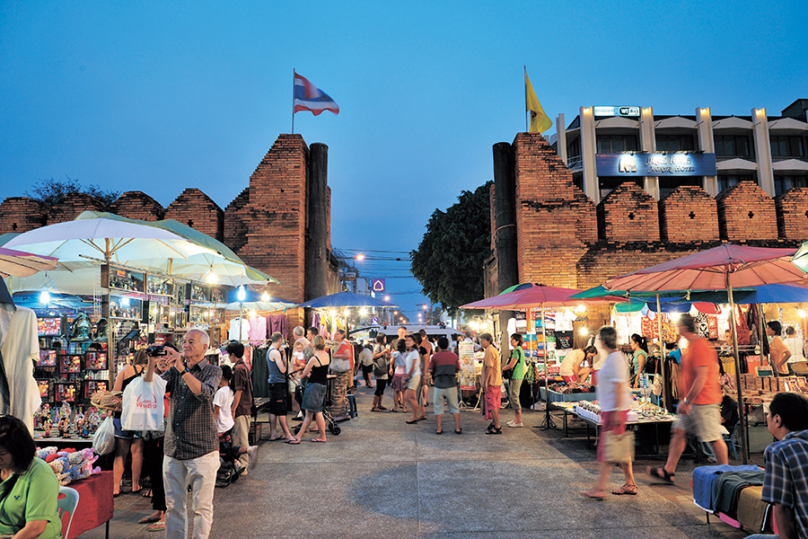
205;271;218;284
40;290;51;304
237;286;246;301
579;327;590;336
799;309;806;319
261;291;270;302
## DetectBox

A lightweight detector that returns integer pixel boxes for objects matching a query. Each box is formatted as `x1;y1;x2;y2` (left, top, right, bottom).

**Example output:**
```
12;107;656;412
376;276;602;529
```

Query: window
770;136;805;158
656;135;696;152
715;135;754;158
597;135;639;154
774;175;808;196
717;174;755;193
567;138;581;158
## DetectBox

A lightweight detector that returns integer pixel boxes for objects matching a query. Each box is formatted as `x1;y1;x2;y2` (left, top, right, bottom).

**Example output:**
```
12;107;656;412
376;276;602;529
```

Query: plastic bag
121;376;167;432
92;416;116;456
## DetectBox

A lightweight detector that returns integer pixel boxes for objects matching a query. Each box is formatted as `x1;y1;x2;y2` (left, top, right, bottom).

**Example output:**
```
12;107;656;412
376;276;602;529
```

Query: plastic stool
347;394;357;418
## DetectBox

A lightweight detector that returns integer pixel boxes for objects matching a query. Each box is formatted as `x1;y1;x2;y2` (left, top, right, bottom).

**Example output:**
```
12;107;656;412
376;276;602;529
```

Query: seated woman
559;346;597;384
0;415;62;539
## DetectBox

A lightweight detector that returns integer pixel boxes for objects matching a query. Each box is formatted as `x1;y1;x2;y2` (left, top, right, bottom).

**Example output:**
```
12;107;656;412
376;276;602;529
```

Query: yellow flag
525;68;552;133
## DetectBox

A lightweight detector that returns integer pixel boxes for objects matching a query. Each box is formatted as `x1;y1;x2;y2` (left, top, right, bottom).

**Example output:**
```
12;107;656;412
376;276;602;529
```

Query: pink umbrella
0;247;59;278
604;244;804;463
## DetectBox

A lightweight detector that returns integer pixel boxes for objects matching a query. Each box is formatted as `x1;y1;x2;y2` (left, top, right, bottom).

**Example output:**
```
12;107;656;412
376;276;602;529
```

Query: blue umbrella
297;291;396;309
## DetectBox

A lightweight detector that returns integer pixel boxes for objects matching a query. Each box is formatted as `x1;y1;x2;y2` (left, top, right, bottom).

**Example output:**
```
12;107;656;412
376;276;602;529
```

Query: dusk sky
1;1;805;319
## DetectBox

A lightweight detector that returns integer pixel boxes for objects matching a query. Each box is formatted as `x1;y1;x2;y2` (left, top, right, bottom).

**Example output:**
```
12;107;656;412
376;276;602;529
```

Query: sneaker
234;463;247;476
508;422;523;428
246;446;259;471
506;420;515;426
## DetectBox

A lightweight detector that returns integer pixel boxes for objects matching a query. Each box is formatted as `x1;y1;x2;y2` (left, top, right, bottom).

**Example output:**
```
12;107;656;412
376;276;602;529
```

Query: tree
411;182;493;317
25;177;120;207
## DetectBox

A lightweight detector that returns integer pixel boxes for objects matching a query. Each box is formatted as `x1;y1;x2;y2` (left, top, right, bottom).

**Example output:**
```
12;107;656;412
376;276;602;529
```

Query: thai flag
293;72;339;116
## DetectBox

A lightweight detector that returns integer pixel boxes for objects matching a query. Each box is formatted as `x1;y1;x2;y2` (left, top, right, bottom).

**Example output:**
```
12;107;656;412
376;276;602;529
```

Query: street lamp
384;295;390;302
356;254;365;261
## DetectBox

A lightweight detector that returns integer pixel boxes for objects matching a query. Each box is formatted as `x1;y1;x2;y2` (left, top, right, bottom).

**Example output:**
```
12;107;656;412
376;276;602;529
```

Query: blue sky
1;0;806;320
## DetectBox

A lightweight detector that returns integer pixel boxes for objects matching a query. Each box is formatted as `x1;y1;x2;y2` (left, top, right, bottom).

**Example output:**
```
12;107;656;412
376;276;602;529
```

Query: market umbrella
225;287;296;313
76;212;277;286
462;284;593;430
0;247;58;278
604;244;802;463
4;214;213;264
297;291;397;309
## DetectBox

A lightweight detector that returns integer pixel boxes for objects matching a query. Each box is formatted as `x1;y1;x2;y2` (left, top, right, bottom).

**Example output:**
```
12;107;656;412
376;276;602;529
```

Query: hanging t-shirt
248;316;267;343
555;311;577;332
228;318;250;342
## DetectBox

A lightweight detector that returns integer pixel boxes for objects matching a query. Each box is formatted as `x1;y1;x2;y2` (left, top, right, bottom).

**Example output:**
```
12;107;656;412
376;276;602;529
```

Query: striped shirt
761;429;808;539
161;359;222;460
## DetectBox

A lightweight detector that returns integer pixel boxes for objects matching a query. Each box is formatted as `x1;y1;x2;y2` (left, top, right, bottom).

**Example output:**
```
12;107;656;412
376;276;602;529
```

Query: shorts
113;417;135;439
484;386;501;421
508;378;523;411
391;374;405;392
405;374;421;392
374;378;388;397
301;382;327;413
361;364;373;375
268;382;289;415
433;386;459;415
597;410;629;463
672;403;723;443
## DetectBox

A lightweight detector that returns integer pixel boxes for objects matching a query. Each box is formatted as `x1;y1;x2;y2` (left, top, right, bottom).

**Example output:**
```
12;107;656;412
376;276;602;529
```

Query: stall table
576;412;677;455
65;471;114;539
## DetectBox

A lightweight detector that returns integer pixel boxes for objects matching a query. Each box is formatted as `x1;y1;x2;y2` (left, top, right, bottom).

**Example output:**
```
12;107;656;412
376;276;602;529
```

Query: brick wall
485;134;807;307
165;188;224;241
716;181;778;241
659;186;719;243
597;182;660;242
223;188;251;253
110;191;165;222
0;197;47;234
511;133;596;288
775;187;808;240
229;134;309;304
46;193;107;224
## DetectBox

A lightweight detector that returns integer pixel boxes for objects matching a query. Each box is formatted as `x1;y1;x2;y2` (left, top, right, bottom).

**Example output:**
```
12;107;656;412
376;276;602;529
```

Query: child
214;366;258;474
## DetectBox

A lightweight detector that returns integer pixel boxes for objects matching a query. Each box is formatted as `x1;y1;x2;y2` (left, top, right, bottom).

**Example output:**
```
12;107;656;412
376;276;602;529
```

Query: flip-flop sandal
147;521;166;532
455;429;463;435
311;438;327;443
142;489;152;498
435;430;443;435
139;515;162;524
415;416;427;421
612;484;638;496
405;419;419;424
646;466;675;484
286;439;300;445
131;487;142;495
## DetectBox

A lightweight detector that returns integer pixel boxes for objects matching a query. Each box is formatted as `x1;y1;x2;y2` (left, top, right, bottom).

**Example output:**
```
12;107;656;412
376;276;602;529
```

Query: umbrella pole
656;294;668;410
539;304;556;430
728;277;749;464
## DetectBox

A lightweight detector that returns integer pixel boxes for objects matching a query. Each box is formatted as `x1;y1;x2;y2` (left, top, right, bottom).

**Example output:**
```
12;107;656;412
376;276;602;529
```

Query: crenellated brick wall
659;186;719;243
597;183;659;242
110;191;165;221
775;187;808;240
716;181;778;241
46;193;107;225
486;133;808;312
0;197;48;234
165;188;224;242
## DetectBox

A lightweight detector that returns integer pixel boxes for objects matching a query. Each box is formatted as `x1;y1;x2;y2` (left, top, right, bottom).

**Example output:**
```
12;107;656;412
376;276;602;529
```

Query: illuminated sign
596;153;717;177
593;106;641;118
371;278;385;293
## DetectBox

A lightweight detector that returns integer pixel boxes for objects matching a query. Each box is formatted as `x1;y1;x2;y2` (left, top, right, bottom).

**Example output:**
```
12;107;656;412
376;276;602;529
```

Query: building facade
554;98;808;203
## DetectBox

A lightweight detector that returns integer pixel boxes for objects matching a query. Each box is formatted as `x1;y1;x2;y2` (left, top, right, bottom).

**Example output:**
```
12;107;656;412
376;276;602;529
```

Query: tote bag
603;430;634;463
121;376;167;432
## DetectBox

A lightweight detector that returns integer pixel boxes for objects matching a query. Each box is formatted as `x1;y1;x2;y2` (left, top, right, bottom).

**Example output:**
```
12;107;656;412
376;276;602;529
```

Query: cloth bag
93;416;116;455
603;430;634;463
121;376;167;432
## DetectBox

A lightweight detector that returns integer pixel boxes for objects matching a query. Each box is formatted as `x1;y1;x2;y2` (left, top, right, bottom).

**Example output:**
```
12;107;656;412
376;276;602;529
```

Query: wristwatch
182;367;191;375
682;397;690;405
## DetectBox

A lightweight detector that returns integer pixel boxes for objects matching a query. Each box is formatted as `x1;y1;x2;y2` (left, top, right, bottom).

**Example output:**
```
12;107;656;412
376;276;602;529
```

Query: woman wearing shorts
290;335;331;444
403;335;424;424
391;338;407;413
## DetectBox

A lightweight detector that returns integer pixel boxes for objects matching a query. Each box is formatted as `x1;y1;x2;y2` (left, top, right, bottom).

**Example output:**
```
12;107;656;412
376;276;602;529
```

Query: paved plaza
84;387;760;539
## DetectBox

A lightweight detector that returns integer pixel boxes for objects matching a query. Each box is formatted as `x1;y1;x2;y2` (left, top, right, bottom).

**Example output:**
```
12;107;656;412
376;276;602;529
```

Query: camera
146;344;167;357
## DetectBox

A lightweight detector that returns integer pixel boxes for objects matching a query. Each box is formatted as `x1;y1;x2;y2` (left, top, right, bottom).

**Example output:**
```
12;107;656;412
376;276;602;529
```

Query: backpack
373;347;388;378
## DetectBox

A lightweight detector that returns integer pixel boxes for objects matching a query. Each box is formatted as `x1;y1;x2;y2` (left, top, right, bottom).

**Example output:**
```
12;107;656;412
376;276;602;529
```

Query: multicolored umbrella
0;247;58;278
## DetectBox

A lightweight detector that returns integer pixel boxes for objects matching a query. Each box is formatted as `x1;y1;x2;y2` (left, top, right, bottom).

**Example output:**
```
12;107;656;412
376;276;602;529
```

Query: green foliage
411;182;493;317
25;177;120;207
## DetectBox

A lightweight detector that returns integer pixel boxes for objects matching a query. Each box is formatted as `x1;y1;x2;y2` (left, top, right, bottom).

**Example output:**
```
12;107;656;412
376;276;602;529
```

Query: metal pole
291;69;296;134
523;66;528;132
540;304;556;430
656;294;668;410
727;275;749;464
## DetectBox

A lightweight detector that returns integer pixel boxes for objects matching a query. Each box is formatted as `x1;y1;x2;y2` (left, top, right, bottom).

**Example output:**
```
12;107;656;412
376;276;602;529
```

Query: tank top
308;356;329;385
267;349;286;384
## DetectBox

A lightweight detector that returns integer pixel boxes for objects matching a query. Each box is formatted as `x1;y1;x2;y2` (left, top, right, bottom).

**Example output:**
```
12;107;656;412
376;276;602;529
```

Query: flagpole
523;66;528;133
291;69;296;134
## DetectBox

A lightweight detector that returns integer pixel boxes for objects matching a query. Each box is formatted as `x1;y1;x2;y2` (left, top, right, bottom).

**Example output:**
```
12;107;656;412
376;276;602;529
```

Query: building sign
370;316;380;325
593;106;641;118
371;278;385;293
342;268;357;282
596;152;717;177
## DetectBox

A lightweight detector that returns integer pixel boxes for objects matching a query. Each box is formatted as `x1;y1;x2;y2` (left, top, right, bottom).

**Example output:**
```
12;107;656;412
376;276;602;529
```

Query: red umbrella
0;247;58;278
461;283;585;310
604;244;805;463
